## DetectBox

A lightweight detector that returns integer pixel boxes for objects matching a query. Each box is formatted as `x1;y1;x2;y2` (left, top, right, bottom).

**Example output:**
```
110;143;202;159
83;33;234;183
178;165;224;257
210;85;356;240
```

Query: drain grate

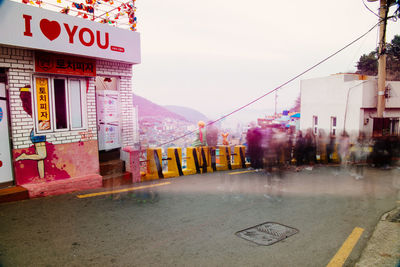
236;222;298;246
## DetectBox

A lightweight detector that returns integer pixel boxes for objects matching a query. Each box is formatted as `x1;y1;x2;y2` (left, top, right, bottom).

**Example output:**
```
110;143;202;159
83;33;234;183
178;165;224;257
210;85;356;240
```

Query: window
312;116;318;135
331;116;337;136
33;76;86;133
54;79;68;130
69;79;83;129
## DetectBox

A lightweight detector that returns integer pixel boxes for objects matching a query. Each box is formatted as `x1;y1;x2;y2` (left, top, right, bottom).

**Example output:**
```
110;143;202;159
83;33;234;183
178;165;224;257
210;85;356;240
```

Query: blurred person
316;129;327;164
273;127;288;177
294;130;305;170
350;132;369;179
206;122;219;171
386;135;398;167
246;123;263;169
262;126;275;174
304;128;316;167
326;133;336;164
371;135;389;168
338;131;350;171
206;122;218;147
389;135;400;167
285;127;295;166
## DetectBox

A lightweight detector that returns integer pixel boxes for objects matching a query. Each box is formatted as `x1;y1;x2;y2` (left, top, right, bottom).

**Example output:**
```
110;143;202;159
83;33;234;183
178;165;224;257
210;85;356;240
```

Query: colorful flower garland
21;0;137;31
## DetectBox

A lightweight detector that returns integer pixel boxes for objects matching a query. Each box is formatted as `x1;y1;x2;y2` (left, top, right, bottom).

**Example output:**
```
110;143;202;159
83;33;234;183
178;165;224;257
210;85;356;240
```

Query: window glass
69;80;83;129
34;76;86;133
54;79;68;130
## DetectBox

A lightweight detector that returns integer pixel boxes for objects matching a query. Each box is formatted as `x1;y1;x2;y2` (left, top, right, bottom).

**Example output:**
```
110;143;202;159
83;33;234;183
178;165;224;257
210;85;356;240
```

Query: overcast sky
133;0;400;120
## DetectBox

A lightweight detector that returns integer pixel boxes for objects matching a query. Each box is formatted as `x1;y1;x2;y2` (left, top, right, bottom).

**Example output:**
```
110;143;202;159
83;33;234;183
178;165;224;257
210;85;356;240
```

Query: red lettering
96;31;109;49
79;28;94;47
23;14;32;37
64;24;78;44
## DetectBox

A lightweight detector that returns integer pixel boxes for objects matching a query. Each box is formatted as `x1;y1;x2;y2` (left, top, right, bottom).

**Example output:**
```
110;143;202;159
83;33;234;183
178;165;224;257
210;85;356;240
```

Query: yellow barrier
143;148;163;181
164;147;184;178
231;145;248;169
217;145;232;171
198;146;214;173
209;146;217;171
141;145;249;180
183;147;200;175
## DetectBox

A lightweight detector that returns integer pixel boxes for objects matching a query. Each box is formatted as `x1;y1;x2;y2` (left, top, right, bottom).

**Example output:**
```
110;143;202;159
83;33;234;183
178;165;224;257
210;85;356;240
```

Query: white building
300;73;400;139
0;0;141;197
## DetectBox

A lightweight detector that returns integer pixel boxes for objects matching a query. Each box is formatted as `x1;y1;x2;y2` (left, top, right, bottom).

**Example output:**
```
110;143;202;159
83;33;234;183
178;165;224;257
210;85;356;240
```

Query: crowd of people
246;124;400;179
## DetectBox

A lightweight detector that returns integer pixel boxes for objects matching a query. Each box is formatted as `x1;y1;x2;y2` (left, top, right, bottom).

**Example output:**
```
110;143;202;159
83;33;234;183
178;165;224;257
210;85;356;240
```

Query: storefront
0;0;140;196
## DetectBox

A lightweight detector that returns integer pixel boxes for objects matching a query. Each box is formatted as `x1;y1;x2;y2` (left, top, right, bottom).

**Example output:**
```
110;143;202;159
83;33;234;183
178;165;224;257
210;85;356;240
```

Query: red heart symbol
40;19;61;41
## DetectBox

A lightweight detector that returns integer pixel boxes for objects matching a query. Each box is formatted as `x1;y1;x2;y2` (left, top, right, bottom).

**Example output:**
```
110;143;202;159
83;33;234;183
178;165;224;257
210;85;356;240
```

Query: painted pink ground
13;140;100;185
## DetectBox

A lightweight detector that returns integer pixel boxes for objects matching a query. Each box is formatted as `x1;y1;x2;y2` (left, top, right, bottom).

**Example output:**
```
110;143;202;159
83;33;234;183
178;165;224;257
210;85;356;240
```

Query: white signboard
0;0;141;64
0;84;13;183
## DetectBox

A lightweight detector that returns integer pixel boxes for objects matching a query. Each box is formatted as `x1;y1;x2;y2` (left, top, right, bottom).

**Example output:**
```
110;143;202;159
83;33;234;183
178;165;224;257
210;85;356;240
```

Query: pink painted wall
13;140;99;185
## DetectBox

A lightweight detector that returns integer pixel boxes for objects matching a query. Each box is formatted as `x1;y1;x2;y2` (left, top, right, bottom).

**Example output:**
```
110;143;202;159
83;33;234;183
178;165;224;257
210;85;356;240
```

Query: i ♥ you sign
24;15;115;50
0;0;140;64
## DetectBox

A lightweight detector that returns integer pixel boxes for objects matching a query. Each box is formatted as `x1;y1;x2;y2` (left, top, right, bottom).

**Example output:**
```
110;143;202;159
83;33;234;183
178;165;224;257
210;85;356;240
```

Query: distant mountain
164;105;208;123
133;94;187;122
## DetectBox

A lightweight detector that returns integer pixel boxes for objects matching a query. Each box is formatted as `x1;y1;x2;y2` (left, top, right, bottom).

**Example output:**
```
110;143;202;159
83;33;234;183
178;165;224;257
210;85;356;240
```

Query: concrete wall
300;74;367;138
301;74;400;138
385;81;400;108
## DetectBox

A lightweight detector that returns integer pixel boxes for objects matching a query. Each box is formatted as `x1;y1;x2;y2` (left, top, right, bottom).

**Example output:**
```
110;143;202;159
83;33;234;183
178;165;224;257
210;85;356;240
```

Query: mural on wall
14;140;99;185
15;86;48;179
16;129;47;178
12;86;99;184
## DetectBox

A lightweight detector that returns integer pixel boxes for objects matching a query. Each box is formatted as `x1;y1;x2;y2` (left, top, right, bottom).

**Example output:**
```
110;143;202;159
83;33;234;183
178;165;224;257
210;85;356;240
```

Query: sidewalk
356;207;400;267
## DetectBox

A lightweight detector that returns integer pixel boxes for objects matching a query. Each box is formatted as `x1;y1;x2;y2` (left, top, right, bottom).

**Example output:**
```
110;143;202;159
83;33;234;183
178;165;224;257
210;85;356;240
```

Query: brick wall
0;46;99;149
1;46;34;149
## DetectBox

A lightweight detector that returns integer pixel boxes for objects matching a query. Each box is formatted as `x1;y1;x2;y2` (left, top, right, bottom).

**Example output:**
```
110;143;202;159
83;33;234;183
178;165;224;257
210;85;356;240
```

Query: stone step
100;159;125;176
99;149;120;162
0;186;29;203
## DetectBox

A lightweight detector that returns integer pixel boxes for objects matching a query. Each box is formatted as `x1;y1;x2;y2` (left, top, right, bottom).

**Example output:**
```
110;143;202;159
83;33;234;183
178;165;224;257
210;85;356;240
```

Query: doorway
0;81;14;187
373;117;399;137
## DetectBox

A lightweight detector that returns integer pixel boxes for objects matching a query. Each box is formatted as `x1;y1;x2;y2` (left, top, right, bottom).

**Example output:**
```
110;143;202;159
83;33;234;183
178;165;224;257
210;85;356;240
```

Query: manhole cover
236;222;299;246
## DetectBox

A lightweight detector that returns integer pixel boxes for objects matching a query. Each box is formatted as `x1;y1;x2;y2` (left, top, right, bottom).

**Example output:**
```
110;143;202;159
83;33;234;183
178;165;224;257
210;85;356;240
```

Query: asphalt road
0;166;399;267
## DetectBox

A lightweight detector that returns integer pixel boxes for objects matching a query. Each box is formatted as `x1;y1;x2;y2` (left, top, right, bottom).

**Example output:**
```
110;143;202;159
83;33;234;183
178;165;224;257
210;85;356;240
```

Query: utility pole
376;0;388;118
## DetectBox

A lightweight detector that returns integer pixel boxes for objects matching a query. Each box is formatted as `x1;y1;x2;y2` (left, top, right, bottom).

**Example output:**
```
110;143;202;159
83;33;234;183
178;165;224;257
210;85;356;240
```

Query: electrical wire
362;0;380;17
156;21;381;148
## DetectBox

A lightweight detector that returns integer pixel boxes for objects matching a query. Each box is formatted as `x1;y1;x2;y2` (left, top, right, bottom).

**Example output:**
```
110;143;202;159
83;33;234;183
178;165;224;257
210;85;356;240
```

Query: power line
156;22;380;148
362;0;380;17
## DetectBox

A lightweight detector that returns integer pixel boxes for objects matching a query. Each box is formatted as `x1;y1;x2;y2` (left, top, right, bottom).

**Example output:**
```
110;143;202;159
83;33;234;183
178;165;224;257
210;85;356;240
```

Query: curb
355;207;400;267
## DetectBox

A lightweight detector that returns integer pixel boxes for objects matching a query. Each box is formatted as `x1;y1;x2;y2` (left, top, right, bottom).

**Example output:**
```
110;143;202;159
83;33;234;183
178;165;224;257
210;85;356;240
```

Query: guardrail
124;145;250;182
123;143;350;183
